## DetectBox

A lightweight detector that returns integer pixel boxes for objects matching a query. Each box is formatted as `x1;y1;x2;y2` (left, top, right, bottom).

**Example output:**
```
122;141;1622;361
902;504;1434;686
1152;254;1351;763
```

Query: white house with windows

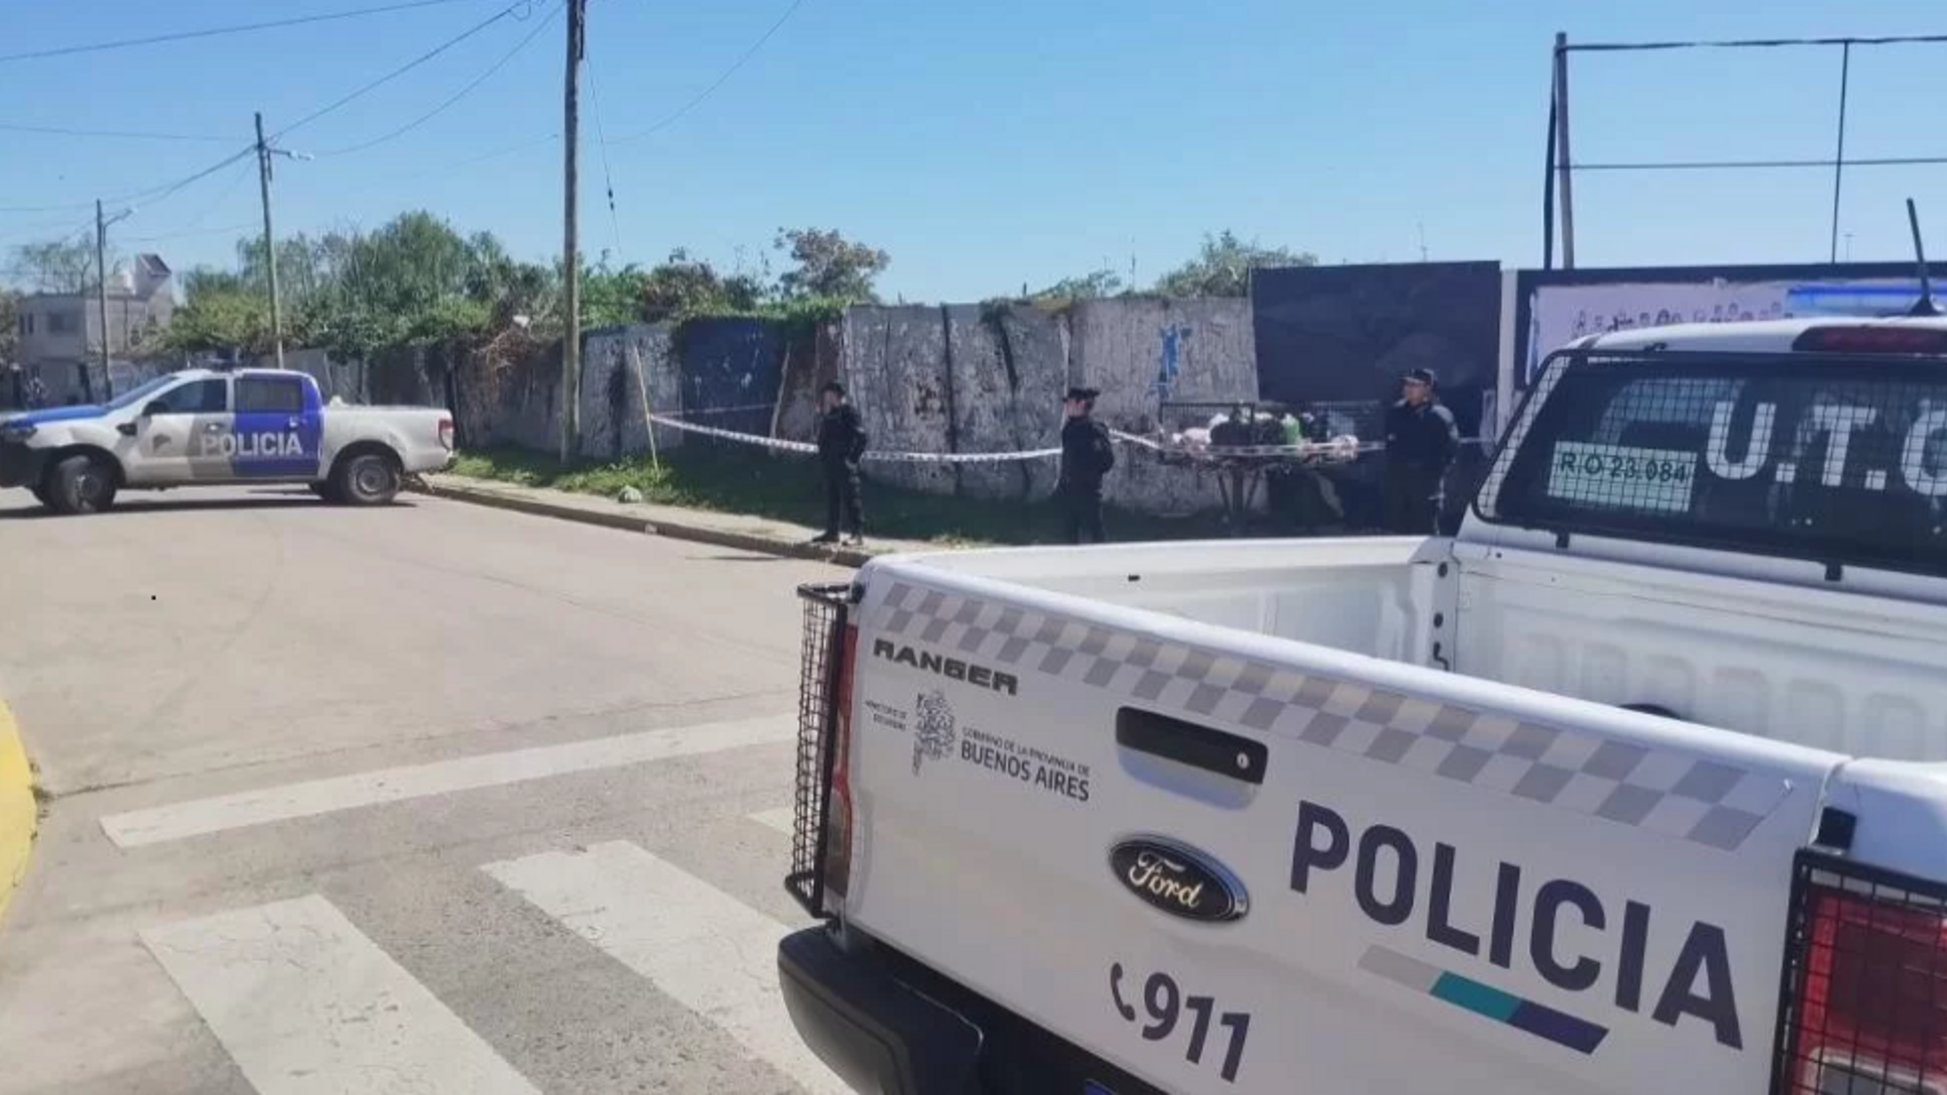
13;254;175;402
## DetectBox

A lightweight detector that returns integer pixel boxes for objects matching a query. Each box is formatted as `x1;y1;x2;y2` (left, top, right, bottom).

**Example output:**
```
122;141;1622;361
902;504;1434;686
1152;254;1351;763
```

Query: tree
1153;230;1315;298
237;233;336;306
162;266;271;353
580;260;642;327
637;248;731;322
7;236;102;294
0;288;16;365
773;227;889;302
1030;267;1125;302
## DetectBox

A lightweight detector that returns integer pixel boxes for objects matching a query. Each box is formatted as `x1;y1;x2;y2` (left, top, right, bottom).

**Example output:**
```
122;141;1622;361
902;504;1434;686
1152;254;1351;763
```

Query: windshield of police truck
1480;351;1947;575
101;374;181;412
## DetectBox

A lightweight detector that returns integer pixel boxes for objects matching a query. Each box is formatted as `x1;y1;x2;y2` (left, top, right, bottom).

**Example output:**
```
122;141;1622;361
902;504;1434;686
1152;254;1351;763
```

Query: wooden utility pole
95;200;110;400
255;111;286;370
558;0;586;463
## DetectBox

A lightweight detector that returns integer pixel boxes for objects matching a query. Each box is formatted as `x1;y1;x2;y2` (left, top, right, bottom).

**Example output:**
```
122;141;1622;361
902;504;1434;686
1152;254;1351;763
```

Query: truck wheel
332;452;401;506
45;454;117;515
30;484;53;509
309;482;344;503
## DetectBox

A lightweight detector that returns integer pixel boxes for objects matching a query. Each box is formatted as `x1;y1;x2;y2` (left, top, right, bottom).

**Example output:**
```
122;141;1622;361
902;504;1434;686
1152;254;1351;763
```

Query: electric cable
604;0;809;144
0;0;485;65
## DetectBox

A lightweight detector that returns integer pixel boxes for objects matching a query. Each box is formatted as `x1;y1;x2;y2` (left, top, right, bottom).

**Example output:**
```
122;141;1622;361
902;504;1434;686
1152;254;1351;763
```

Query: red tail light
437;417;455;451
822;622;859;906
1778;855;1947;1095
1792;326;1947;355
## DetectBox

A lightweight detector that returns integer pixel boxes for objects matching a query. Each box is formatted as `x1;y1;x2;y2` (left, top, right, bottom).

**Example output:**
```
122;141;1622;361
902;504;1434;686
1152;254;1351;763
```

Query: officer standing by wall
813;381;867;546
1381;367;1459;534
1058;386;1115;544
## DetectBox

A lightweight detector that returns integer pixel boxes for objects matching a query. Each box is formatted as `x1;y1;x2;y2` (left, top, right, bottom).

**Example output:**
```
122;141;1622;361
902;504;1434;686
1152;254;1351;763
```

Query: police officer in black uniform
1381;367;1459;534
812;381;867;545
1058;386;1115;544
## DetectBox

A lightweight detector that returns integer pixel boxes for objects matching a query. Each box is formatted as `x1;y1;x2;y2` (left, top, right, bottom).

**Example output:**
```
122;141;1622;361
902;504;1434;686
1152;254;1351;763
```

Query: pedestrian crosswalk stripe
141;894;541;1095
748;807;794;834
102;714;796;847
482;840;849;1095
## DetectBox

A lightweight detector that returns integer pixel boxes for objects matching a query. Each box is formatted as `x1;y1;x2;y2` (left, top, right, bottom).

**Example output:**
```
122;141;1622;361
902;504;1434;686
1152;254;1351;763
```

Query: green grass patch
448;444;1230;546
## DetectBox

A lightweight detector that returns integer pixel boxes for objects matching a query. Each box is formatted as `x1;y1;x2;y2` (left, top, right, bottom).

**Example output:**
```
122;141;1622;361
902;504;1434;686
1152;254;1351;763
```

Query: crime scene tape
646;411;1395;464
647;412;1062;463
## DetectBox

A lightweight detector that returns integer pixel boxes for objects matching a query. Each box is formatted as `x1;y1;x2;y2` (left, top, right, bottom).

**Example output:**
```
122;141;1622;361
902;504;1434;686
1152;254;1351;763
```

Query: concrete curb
0;695;35;929
414;480;880;568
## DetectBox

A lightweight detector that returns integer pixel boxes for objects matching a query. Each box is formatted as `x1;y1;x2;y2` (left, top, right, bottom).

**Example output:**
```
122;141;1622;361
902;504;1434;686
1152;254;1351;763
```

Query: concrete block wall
676;318;782;439
945;303;1065;501
774;321;841;444
580;324;681;461
1067;297;1259;515
834;298;1257;515
252;296;1256;520
840;306;954;495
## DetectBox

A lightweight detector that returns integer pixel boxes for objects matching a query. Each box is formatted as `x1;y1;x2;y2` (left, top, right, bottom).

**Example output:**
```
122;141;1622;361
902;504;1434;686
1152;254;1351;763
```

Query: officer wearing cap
1058;386;1115;544
812;381;868;546
1381;367;1459;534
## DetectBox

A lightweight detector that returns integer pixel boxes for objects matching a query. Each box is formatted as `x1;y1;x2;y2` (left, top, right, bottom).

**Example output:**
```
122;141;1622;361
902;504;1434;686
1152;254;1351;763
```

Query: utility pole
559;0;587;464
255;111;286;370
92;199;134;401
95;200;110;401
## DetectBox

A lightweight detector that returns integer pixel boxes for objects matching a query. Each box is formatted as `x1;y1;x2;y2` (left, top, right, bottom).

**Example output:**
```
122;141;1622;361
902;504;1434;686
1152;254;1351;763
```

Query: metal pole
1542;68;1557;269
558;0;586;464
1553;32;1577;269
255;111;286;370
96;199;112;399
1829;42;1851;264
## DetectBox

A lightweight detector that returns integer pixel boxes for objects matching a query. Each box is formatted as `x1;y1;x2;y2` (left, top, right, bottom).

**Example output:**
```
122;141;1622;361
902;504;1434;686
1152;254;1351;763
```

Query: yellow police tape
0;696;34;927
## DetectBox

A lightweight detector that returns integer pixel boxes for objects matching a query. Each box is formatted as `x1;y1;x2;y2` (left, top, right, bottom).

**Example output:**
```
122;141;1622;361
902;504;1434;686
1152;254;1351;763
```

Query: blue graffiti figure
1154;322;1191;399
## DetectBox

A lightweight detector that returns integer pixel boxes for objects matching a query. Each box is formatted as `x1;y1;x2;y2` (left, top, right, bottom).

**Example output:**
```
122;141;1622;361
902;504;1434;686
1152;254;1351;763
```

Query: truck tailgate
835;559;1843;1095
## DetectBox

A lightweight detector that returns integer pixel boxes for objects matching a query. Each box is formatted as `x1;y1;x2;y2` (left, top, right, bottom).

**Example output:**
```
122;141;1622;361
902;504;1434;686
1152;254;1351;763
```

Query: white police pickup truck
781;316;1947;1095
0;368;454;515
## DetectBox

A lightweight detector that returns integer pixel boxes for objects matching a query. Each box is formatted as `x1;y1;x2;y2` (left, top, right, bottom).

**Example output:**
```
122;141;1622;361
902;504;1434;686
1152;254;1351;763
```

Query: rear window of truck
1477;350;1947;575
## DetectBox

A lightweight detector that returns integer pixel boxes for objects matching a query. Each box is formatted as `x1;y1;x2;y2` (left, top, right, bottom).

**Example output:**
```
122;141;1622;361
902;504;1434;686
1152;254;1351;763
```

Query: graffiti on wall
1153;322;1192;401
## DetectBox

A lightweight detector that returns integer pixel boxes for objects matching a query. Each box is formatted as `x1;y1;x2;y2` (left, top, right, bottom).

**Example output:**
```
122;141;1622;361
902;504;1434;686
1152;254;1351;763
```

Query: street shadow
0;494;419;520
687;552;804;563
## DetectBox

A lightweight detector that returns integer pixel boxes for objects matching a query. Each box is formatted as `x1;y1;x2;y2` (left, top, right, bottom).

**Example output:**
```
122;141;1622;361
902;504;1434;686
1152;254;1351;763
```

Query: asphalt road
0;485;853;1095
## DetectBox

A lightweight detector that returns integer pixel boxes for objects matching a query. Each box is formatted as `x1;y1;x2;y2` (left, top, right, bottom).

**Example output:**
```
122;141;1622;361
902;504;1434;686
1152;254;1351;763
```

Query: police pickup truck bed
780;317;1947;1095
0;367;453;514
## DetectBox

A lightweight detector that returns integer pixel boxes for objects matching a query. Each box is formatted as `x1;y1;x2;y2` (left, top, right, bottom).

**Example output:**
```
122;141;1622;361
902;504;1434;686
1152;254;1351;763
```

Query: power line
0;0;484;64
0;122;234;143
605;0;810;145
121;222;259;244
119;147;262;209
0;144;256;214
274;0;536;139
0;215;94;251
316;0;564;156
585;40;624;257
121;162;260;243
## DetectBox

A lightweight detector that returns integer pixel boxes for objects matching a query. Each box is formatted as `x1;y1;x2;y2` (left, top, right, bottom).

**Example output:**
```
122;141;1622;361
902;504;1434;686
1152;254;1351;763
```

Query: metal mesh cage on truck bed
1771;850;1947;1095
786;582;854;918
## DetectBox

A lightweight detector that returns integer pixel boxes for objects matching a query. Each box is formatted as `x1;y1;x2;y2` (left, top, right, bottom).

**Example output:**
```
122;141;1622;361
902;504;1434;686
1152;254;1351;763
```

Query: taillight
822;622;859;906
1777;854;1947;1095
437;417;455;451
1792;326;1947;355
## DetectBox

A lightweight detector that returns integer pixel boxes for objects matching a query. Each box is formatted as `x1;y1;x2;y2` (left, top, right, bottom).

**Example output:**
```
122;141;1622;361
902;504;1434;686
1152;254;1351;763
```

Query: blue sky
2;0;1943;302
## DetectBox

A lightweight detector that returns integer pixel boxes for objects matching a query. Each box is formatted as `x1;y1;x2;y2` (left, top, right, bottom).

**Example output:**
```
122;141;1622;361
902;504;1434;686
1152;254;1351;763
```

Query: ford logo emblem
1108;836;1248;923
